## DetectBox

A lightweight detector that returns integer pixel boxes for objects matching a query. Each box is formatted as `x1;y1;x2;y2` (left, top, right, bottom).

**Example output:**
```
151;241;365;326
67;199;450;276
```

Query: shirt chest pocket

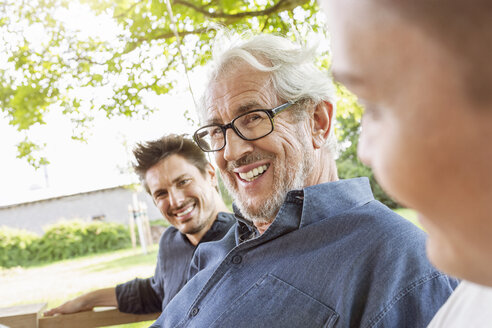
209;274;339;328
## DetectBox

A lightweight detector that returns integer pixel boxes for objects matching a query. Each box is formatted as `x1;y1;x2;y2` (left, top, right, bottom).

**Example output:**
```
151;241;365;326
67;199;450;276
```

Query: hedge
0;226;39;268
0;220;132;268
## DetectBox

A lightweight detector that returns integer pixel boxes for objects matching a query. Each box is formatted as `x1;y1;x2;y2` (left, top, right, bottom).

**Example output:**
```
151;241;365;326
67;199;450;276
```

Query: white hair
199;31;338;155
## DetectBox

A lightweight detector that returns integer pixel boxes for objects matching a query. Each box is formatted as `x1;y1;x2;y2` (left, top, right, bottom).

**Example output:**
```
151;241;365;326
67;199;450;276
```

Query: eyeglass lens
196;110;273;151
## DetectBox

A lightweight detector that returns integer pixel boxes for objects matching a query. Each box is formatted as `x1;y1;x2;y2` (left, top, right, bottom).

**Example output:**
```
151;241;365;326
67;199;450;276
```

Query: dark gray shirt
115;212;235;314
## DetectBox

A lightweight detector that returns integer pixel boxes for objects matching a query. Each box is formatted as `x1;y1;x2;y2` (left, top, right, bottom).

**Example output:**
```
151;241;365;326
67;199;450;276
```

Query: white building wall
0;187;162;235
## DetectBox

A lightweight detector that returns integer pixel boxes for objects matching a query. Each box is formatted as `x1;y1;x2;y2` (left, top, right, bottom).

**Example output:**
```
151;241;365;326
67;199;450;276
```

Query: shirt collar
232;204;258;242
300;177;374;228
232;177;374;241
199;212;235;244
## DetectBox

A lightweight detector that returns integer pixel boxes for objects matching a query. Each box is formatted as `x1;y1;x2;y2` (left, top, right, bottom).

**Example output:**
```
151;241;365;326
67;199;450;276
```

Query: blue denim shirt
150;178;458;328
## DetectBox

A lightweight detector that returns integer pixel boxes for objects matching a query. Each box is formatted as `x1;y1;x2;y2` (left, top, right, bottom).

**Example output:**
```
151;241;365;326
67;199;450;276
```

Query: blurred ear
205;162;218;187
311;100;334;149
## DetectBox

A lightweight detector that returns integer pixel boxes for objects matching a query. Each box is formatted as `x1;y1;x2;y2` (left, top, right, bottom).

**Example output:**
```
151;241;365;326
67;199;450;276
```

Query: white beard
222;139;314;225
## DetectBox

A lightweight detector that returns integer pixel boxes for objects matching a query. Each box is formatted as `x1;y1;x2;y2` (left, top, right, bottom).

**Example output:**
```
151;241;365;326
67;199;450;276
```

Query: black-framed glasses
193;102;295;152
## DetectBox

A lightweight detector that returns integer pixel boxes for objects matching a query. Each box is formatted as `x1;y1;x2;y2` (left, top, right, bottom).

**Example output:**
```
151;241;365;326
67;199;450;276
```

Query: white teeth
238;164;268;182
176;204;194;217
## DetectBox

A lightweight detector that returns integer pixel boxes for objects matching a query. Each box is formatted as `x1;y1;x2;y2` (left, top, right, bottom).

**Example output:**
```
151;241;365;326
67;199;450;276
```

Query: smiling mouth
238;164;269;182
172;201;196;218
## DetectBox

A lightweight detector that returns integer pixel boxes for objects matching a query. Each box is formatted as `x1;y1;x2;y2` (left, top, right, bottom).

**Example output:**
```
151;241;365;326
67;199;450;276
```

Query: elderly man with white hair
150;32;457;328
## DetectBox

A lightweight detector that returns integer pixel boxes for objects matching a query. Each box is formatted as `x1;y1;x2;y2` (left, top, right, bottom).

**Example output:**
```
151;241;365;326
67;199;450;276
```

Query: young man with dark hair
44;134;234;316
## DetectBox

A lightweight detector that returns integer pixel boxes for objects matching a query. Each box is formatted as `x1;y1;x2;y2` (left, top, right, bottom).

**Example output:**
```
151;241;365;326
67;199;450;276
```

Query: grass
87;250;159;273
0;245;159;328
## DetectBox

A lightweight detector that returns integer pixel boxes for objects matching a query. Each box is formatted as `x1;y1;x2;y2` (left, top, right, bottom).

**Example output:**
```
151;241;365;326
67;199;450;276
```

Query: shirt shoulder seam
366;271;445;328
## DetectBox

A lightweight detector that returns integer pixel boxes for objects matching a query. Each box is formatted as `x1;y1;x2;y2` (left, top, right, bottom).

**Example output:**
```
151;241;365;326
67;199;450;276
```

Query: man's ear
311;100;334;149
205;163;218;187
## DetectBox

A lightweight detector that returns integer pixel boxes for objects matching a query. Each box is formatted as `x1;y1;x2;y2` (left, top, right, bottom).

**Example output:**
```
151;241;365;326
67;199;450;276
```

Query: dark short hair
133;134;209;194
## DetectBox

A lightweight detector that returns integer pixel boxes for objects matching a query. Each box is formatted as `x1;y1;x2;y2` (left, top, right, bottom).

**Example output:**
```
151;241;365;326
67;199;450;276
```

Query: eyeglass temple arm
196;130;208;138
271;101;295;116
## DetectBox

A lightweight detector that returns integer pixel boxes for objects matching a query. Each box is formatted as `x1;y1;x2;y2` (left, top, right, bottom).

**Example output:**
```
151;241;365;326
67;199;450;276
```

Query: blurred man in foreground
44;135;234;316
322;0;492;326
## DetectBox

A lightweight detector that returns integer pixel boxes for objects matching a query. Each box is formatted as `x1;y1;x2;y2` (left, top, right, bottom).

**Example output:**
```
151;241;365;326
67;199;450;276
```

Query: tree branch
172;0;308;19
261;15;271;32
151;27;209;41
123;28;209;54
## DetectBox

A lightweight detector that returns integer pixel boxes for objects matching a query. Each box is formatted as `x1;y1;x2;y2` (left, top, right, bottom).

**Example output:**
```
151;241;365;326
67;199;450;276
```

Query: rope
164;0;199;112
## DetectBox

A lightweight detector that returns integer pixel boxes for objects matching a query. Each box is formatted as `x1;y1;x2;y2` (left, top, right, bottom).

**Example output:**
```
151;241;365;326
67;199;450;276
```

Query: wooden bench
0;303;160;328
0;303;46;328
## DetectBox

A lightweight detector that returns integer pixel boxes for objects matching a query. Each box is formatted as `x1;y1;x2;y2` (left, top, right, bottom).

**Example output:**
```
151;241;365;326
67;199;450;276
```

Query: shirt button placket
190;307;199;316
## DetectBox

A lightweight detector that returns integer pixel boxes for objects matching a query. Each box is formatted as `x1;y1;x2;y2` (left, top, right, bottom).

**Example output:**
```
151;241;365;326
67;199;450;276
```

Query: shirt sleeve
115;229;175;314
115;276;163;314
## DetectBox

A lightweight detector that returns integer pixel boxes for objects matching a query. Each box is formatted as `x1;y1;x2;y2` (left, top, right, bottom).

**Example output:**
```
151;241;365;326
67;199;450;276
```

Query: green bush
0;220;132;268
0;227;39;268
33;220;132;262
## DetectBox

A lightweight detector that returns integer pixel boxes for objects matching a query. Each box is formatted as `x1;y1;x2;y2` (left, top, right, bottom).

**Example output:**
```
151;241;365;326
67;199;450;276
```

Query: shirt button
232;255;242;264
191;307;199;316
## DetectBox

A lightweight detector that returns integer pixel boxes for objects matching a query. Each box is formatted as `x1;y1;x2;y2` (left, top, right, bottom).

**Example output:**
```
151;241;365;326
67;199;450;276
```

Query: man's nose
222;128;253;162
168;189;185;209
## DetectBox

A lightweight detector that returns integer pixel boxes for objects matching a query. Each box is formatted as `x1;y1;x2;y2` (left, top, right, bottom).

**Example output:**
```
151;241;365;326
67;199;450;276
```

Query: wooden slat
0;303;47;328
38;308;159;328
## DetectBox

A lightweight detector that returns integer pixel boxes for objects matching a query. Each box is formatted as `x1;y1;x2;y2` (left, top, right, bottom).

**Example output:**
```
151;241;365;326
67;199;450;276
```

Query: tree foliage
1;0;398;206
1;0;324;166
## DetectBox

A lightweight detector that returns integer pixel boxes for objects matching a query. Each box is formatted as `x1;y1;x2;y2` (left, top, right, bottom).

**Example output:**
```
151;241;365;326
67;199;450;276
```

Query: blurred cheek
357;116;375;167
422;216;456;273
157;200;168;216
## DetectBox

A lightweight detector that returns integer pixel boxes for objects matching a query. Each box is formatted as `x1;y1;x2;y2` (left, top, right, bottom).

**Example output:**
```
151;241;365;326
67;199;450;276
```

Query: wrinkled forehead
200;66;277;124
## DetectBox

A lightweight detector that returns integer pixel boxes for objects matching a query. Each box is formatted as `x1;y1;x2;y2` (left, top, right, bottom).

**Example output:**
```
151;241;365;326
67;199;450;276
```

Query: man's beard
222;142;313;225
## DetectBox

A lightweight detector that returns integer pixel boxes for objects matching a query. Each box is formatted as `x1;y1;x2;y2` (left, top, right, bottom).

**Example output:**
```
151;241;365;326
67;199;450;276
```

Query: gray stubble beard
222;141;314;226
